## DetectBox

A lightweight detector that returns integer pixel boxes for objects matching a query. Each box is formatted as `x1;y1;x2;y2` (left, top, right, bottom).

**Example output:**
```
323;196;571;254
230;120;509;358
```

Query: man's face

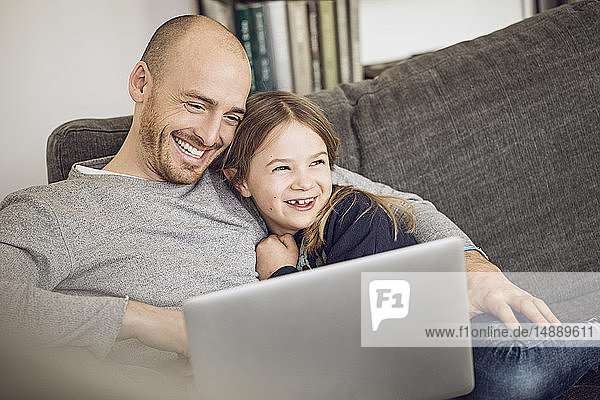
138;44;250;184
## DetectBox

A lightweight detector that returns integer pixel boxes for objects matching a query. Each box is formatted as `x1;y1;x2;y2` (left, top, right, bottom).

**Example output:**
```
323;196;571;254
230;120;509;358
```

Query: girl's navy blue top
269;191;417;278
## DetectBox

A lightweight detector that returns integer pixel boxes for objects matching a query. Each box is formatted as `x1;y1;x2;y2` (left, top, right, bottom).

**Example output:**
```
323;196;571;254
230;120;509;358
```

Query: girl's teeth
287;198;314;206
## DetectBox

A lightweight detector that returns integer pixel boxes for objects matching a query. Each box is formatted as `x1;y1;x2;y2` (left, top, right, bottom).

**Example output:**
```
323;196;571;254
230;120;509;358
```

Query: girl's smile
284;196;318;210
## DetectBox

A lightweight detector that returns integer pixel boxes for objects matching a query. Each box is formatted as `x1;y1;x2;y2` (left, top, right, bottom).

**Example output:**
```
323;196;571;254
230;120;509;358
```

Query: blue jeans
456;316;600;399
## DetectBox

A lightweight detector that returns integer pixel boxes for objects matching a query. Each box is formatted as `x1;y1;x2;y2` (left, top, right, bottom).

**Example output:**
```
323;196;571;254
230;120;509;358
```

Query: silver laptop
184;237;474;399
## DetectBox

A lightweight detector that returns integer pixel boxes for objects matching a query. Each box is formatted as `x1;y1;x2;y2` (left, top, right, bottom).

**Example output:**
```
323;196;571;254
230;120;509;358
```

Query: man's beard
138;99;173;182
138;97;220;184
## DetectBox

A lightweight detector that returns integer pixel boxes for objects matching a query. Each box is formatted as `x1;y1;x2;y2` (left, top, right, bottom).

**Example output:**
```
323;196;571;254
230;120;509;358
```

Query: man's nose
194;115;221;147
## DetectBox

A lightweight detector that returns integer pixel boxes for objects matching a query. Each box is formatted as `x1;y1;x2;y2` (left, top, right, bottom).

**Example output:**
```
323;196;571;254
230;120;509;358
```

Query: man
0;15;571;398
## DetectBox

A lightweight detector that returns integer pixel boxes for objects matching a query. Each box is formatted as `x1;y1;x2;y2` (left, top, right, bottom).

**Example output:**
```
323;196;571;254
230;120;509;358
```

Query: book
248;2;275;92
317;0;339;90
287;0;313;94
522;0;536;18
335;0;352;84
307;0;322;91
536;0;567;13
348;0;362;82
234;2;256;93
264;1;293;91
199;0;235;32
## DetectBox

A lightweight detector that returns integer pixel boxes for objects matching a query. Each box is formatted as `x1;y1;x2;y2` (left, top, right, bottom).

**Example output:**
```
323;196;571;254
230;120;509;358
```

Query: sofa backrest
47;1;599;275
47;116;132;184
311;1;600;275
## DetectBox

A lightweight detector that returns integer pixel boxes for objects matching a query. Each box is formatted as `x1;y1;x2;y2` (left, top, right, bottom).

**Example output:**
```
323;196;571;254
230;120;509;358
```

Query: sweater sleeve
322;193;417;265
330;167;475;247
0;192;127;358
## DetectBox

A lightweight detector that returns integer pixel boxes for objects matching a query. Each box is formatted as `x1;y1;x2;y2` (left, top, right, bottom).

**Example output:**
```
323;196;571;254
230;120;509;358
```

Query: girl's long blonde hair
221;91;415;255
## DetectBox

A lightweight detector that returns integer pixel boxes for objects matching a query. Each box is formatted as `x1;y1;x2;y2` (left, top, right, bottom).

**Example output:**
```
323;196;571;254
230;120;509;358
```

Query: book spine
235;3;256;94
348;0;362;82
307;0;322;91
200;0;235;32
522;0;536;18
264;1;293;92
317;0;339;90
248;2;275;92
286;1;313;95
536;0;566;13
335;0;351;84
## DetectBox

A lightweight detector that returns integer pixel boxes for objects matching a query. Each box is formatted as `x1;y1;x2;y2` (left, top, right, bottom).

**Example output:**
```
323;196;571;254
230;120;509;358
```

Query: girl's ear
223;168;252;198
236;181;252;198
222;168;236;182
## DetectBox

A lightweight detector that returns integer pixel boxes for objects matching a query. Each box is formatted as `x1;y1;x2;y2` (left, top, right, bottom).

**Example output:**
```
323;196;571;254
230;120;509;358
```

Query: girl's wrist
268;265;298;279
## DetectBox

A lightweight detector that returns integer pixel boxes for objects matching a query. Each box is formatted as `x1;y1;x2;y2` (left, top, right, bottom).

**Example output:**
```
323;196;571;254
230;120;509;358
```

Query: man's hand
464;250;561;329
255;234;299;280
117;300;189;357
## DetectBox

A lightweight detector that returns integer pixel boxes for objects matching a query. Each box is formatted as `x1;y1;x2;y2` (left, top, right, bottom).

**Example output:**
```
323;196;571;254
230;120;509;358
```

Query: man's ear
128;61;151;103
223;168;252;198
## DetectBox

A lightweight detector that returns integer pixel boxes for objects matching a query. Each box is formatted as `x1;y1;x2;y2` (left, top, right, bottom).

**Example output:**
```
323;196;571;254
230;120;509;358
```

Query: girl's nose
291;172;314;190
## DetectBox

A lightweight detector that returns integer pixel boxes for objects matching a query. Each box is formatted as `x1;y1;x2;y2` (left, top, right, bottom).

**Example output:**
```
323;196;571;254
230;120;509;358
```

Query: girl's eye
272;165;289;172
310;159;326;166
184;102;206;113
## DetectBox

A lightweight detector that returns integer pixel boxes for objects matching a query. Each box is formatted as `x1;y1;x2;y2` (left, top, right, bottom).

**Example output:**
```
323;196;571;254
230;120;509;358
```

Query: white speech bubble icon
369;280;410;331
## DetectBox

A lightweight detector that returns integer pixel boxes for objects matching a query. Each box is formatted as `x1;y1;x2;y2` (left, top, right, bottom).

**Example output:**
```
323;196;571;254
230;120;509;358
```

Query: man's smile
173;135;207;159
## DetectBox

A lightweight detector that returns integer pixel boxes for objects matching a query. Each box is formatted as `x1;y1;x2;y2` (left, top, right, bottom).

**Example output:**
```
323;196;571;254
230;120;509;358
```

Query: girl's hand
255;234;299;280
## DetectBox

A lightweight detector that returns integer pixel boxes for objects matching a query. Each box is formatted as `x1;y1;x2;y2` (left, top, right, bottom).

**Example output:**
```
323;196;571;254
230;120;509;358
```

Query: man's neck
102;133;164;181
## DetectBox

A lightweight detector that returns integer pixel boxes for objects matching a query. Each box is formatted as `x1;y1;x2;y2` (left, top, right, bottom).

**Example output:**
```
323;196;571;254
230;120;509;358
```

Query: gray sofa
47;1;599;398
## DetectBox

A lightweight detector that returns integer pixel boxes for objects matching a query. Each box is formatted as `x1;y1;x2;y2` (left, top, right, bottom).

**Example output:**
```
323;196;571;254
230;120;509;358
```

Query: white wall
0;0;197;201
360;0;527;65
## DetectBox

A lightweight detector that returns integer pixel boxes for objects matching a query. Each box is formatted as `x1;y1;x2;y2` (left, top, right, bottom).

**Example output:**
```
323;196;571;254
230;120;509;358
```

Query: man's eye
184;102;205;112
310;160;326;166
272;165;289;172
224;115;242;125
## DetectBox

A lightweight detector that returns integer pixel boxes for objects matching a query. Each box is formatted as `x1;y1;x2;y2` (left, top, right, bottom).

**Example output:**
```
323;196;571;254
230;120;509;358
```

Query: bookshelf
198;0;572;90
198;0;361;94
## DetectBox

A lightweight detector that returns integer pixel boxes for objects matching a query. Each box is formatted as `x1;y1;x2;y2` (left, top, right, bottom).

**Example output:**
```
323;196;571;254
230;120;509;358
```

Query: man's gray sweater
0;157;473;360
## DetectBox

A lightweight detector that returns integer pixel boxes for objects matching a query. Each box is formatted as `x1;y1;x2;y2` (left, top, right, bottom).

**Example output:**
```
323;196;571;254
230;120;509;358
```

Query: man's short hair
141;15;243;85
140;15;201;83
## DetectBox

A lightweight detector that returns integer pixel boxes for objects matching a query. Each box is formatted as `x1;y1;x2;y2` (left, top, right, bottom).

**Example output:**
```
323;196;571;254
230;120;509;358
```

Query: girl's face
236;121;333;235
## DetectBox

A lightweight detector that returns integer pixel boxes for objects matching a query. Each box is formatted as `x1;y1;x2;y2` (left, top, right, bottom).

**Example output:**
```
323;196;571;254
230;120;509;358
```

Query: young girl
222;91;417;279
